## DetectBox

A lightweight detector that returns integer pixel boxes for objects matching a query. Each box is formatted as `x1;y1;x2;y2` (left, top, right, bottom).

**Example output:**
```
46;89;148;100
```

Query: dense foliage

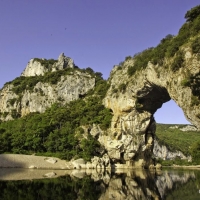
170;51;184;72
0;68;112;161
181;71;200;106
127;5;200;76
191;36;200;53
155;124;200;164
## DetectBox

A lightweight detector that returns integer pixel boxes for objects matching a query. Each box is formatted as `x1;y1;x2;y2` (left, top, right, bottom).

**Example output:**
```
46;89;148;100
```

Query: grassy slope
155;123;200;156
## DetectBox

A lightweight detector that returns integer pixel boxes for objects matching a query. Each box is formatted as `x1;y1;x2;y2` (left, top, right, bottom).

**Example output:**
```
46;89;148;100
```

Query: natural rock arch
102;51;200;168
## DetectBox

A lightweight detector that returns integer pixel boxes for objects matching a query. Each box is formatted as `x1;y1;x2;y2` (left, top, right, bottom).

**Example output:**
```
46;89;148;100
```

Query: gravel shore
0;154;74;180
0;154;68;169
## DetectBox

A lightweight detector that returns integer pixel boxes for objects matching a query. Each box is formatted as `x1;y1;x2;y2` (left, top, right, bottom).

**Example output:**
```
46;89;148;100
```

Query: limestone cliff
102;39;200;168
153;139;189;161
0;54;95;121
101;6;200;167
21;53;74;77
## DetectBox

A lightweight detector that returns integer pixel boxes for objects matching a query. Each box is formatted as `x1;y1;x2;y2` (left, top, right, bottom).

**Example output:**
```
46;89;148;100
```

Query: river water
0;168;199;199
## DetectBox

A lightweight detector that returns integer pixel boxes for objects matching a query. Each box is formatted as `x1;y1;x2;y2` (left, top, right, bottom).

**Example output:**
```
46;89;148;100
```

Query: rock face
153;139;189;160
102;47;200;168
21;53;74;77
0;54;95;120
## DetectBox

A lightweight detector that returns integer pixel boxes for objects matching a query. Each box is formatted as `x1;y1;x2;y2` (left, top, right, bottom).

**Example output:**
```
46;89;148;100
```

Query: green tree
185;5;200;22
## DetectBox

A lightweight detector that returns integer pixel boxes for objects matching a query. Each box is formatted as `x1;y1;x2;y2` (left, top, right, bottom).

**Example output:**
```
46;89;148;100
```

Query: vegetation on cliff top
127;5;200;77
33;58;58;68
4;66;100;95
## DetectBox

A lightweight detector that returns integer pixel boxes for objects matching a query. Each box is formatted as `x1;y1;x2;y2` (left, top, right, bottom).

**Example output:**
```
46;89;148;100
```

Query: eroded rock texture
103;48;200;168
0;54;95;120
21;53;74;77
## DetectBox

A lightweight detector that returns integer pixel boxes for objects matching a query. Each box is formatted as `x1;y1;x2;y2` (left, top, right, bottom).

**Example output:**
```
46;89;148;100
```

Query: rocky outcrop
21;53;74;77
0;54;95;120
102;47;200;168
153;139;189;160
170;125;198;132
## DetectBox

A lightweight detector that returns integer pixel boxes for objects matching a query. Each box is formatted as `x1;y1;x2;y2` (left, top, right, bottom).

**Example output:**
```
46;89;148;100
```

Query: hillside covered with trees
0;5;200;166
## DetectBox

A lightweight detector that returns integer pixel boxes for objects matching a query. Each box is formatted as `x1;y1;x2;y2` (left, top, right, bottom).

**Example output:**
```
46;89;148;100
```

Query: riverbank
1;154;200;170
0;154;70;169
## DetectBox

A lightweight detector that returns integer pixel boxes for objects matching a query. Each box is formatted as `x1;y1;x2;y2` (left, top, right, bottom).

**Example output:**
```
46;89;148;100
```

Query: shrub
171;51;184;72
152;34;174;64
192;37;200;54
8;98;17;106
117;66;122;70
181;79;190;87
184;72;200;97
191;95;200;106
125;56;132;61
33;58;57;68
192;15;200;35
85;67;94;75
11;109;21;119
2;112;9;118
112;88;118;93
119;83;127;93
185;5;200;22
127;65;137;76
190;140;200;163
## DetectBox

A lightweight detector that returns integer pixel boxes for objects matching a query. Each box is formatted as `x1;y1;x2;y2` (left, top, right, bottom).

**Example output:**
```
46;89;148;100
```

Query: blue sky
1;0;199;124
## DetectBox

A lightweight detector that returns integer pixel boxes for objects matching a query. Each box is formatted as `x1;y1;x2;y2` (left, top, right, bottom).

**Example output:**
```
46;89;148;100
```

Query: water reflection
0;168;200;199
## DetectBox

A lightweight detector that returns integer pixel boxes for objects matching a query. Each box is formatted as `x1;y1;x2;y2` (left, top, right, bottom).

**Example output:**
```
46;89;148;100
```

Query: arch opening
136;82;191;125
154;100;191;124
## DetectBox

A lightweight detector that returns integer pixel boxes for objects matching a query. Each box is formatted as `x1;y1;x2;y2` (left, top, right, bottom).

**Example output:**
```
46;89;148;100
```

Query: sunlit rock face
21;53;74;77
0;54;95;120
103;48;200;168
153;139;189;160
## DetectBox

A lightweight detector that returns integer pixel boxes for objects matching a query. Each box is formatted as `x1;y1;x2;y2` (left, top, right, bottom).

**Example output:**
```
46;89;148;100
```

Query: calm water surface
0;168;200;200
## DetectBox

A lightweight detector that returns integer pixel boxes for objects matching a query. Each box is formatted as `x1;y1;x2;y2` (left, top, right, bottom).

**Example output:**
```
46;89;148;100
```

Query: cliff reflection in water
0;169;199;200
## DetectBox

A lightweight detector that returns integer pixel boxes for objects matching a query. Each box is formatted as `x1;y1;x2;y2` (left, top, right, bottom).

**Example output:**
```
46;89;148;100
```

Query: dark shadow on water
0;154;26;180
